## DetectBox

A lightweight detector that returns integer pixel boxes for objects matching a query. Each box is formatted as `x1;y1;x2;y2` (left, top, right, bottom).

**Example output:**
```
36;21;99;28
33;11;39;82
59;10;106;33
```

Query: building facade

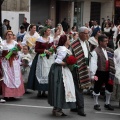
2;0;30;34
1;0;114;33
31;0;114;28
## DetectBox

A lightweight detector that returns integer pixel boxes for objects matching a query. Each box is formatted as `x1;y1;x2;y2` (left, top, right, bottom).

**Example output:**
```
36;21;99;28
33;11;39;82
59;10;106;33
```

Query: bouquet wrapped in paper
40;45;56;57
5;44;22;59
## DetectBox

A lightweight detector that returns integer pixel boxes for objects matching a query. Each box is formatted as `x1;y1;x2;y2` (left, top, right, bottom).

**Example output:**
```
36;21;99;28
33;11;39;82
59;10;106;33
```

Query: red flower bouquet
66;55;77;65
66;55;78;71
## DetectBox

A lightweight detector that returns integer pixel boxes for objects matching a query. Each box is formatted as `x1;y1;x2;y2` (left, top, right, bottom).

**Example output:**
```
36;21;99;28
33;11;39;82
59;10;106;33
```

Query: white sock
93;95;99;105
105;92;111;105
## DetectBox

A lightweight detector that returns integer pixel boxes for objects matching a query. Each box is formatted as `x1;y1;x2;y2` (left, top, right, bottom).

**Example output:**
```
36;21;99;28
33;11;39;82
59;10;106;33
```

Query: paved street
0;90;119;120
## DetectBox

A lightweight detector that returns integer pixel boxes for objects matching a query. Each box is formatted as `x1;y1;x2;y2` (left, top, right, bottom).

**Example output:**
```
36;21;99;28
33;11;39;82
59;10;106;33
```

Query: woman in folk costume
0;37;6;102
48;35;76;117
112;40;120;107
88;27;100;52
22;24;39;57
57;23;65;36
53;28;60;46
0;30;25;99
27;27;55;97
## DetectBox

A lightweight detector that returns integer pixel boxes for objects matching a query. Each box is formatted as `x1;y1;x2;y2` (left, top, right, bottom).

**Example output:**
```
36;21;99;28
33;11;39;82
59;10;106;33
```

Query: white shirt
112;26;117;39
80;40;88;58
102;48;108;60
89;47;108;79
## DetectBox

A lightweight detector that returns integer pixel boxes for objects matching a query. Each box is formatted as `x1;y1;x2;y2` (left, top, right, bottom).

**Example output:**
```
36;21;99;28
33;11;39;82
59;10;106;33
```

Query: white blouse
2;40;18;50
104;27;111;33
22;32;39;45
114;47;120;83
55;46;67;64
55;46;72;64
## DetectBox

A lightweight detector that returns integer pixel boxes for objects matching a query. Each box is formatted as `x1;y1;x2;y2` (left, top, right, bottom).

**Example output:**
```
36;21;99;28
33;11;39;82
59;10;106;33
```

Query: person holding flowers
48;35;76;117
22;24;39;57
70;26;91;116
27;27;55;97
0;30;25;100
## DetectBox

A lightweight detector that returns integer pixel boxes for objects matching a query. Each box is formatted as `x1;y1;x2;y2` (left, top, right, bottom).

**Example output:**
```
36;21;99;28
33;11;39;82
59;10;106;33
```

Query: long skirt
27;54;54;91
48;63;76;109
1;78;25;97
27;54;44;90
111;77;120;101
1;59;25;97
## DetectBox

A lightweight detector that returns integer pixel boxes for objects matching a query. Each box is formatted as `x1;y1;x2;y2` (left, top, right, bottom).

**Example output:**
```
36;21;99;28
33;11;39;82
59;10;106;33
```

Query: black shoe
70;108;78;112
94;105;101;111
41;92;47;98
104;104;114;111
78;112;86;116
54;111;67;117
37;91;41;98
61;112;67;116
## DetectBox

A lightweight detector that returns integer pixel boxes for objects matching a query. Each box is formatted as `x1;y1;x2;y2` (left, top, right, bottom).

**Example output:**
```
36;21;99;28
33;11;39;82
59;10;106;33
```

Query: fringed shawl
71;39;91;89
106;47;116;85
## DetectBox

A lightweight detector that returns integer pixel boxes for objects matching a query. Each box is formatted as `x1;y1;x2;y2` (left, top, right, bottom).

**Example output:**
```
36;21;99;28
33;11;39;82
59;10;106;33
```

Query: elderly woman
0;30;25;100
27;27;54;97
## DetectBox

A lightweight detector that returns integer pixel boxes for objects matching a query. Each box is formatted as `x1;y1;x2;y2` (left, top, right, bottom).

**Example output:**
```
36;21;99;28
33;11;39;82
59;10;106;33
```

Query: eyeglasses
7;34;13;36
82;32;89;34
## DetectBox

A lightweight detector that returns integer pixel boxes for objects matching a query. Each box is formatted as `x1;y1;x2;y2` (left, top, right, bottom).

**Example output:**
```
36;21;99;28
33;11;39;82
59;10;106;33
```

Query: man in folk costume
70;26;91;116
89;35;115;111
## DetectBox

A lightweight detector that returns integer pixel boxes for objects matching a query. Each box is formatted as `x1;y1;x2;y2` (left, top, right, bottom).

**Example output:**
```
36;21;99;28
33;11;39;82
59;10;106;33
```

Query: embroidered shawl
71;39;91;89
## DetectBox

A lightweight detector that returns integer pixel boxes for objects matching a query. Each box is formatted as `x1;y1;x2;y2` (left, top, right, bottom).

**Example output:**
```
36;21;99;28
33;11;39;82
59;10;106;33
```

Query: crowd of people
0;17;119;117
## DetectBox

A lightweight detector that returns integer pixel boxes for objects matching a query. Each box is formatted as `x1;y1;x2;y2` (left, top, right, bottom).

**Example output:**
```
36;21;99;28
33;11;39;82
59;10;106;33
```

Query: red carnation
66;55;77;65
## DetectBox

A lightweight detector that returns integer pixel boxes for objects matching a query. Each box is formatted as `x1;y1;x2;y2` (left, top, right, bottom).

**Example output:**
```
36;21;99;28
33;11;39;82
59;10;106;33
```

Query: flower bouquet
5;44;22;59
40;45;56;57
66;55;79;71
